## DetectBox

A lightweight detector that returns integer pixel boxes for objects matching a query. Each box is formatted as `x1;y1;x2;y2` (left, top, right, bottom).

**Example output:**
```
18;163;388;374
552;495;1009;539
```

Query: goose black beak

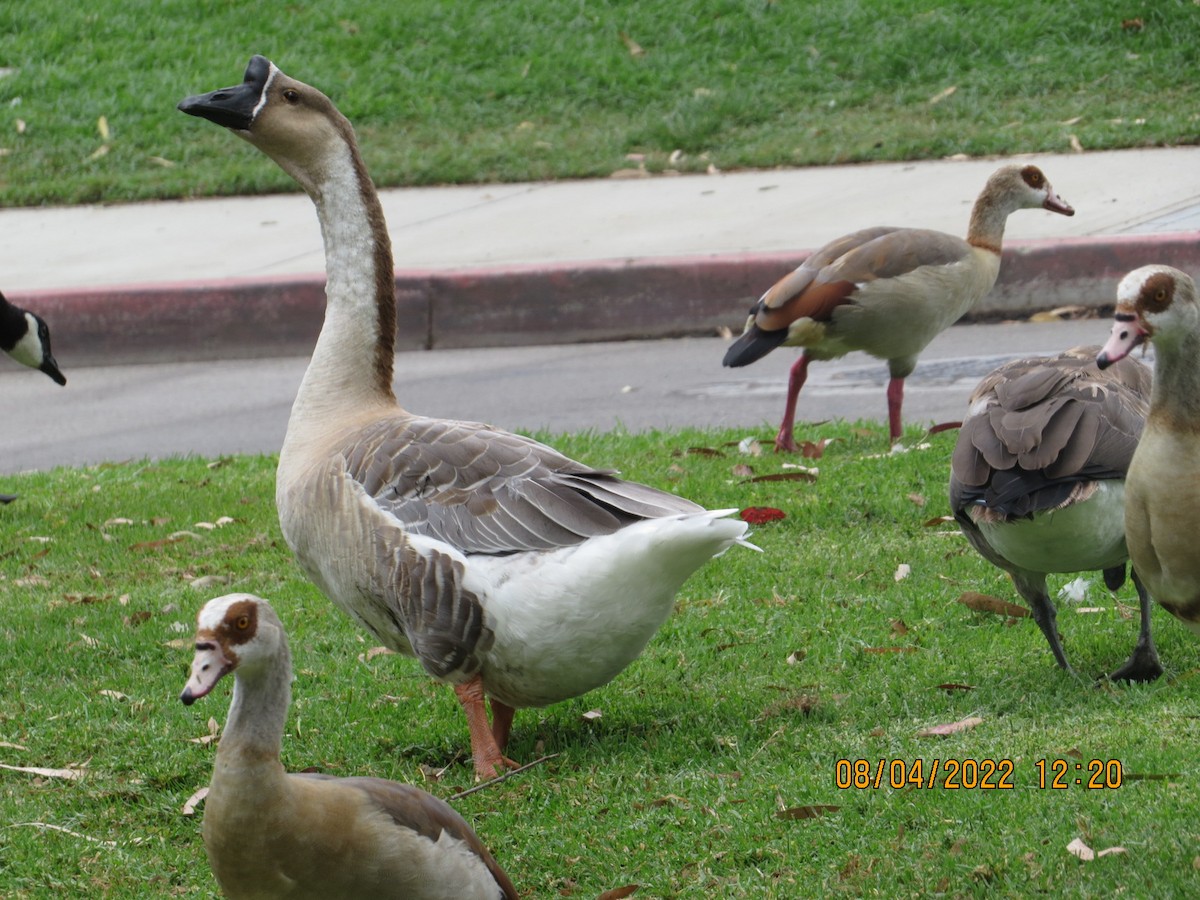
178;55;273;131
39;356;66;386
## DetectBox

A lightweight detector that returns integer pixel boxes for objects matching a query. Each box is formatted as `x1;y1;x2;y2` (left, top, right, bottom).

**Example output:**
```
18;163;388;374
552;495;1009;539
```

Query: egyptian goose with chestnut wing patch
950;346;1161;681
179;57;753;780
723;165;1074;451
1099;265;1200;635
181;594;519;900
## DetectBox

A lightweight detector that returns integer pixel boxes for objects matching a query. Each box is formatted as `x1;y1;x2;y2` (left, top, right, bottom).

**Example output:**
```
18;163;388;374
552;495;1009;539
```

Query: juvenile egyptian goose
1;291;65;386
949;347;1161;681
1098;265;1200;635
722;165;1074;451
179;57;753;780
181;594;519;900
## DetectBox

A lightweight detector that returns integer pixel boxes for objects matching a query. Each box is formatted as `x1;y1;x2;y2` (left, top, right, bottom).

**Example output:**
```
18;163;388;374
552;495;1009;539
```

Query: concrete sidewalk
5;146;1200;366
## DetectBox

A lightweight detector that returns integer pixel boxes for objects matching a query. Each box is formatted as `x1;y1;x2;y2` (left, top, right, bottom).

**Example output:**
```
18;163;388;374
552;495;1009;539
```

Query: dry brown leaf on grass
800;438;836;459
0;741;28;751
618;30;646;57
598;885;640;900
0;762;87;780
936;683;975;693
190;718;221;746
928;85;957;104
748;471;817;484
894;563;912;582
581;709;603;723
958;592;1029;618
1067;837;1127;861
181;786;209;816
927;421;962;435
731;463;755;478
862;646;918;655
776;804;841;820
924;515;955;527
917;715;983;738
358;646;394;663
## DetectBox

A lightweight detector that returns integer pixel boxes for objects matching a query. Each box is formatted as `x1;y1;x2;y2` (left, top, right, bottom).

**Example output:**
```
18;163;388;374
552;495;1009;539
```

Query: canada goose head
1098;265;1198;368
178;55;358;197
181;593;287;704
1;293;66;386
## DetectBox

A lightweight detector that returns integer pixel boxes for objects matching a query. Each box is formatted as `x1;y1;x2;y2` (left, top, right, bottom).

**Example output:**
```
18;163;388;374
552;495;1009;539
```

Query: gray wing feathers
344;413;702;554
380;536;494;682
950;347;1150;518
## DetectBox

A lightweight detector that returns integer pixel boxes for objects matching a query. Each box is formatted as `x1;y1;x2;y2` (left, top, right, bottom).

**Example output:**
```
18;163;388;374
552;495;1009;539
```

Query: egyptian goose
181;594;519;899
1;291;65;386
1098;265;1200;635
949;347;1161;681
722;165;1075;451
178;57;753;780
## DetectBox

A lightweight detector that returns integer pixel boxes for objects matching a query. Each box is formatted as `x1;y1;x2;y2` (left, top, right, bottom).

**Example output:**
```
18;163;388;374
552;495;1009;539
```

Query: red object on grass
740;506;786;524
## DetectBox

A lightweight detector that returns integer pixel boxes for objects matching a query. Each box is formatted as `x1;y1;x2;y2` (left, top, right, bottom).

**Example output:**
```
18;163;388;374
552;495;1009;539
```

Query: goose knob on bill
949;346;1161;682
181;594;519;900
1098;265;1200;637
722;165;1074;452
178;57;756;781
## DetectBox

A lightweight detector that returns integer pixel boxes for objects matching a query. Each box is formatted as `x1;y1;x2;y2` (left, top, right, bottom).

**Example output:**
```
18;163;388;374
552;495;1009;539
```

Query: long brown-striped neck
288;122;397;433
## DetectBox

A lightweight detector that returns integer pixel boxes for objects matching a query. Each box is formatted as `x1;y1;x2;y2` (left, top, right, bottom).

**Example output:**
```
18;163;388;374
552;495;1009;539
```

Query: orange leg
490;698;516;752
774;353;809;453
453;677;519;780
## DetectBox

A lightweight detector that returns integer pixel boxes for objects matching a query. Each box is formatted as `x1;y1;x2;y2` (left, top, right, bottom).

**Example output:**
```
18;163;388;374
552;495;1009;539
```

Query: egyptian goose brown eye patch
1140;272;1175;315
223;599;258;643
1020;165;1044;188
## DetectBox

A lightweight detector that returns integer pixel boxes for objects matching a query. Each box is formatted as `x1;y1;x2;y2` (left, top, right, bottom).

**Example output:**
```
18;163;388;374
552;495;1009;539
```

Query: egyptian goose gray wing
950;346;1160;681
0;291;65;385
1099;265;1200;635
181;594;518;900
179;57;752;781
723;165;1074;452
345;412;704;554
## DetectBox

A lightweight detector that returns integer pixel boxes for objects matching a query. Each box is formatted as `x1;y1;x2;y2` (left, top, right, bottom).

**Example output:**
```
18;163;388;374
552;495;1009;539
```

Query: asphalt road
0;317;1126;476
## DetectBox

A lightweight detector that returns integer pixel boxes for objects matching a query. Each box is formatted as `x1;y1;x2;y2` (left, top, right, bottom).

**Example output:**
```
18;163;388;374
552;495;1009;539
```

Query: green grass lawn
0;0;1197;206
2;424;1197;897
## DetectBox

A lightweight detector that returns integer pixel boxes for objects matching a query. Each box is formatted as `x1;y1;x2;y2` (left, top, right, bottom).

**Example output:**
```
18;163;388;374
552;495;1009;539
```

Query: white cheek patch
1116;267;1156;306
251;63;281;121
8;313;43;369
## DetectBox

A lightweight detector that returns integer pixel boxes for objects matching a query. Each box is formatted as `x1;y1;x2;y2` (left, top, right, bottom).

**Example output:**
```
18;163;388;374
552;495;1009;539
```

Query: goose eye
283;89;300;104
235;615;250;630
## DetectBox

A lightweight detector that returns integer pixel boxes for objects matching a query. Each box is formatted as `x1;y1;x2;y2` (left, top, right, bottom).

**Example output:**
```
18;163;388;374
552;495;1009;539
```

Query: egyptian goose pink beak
723;164;1073;452
1098;265;1200;637
950;346;1160;682
181;594;519;900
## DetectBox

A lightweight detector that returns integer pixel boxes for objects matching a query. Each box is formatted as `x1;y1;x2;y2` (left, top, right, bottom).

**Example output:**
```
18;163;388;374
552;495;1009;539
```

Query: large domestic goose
1098;265;1200;635
949;346;1161;681
722;165;1074;451
1;291;65;386
179;57;753;779
181;593;519;900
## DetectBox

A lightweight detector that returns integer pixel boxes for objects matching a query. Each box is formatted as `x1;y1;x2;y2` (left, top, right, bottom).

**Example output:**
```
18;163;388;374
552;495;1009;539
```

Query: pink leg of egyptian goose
723;166;1074;452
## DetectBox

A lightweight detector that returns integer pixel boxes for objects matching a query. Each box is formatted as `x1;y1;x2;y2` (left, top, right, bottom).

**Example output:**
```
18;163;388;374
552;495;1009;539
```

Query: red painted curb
11;232;1199;366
